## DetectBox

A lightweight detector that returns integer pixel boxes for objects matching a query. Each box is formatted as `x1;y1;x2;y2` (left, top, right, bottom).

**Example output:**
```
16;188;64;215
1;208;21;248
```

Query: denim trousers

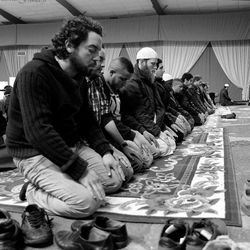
13;145;123;218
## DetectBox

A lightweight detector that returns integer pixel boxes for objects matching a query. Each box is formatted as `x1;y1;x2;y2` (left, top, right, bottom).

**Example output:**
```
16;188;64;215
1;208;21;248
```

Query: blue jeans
13;145;123;218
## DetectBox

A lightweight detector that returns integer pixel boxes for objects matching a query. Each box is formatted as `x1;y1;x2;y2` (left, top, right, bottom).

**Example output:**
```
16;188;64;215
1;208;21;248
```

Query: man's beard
141;66;155;83
69;52;92;77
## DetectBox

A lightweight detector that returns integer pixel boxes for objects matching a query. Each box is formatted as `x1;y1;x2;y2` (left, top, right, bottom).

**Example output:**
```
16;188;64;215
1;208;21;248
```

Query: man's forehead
148;58;158;63
85;31;102;49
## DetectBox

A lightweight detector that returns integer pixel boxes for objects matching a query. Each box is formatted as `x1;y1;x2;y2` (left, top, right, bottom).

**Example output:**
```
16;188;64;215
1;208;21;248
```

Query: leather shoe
0;209;23;250
71;216;128;249
158;219;189;250
21;204;53;247
55;224;114;250
186;219;227;250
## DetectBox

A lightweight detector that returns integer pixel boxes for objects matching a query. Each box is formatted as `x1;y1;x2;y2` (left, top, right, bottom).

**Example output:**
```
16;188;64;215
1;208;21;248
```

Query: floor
9;105;250;249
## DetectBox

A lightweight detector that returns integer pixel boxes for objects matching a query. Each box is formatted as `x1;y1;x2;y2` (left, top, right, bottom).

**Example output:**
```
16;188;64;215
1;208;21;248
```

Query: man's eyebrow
88;45;99;50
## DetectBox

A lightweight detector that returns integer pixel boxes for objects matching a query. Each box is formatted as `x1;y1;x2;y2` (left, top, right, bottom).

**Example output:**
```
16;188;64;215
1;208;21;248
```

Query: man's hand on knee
103;153;125;182
79;168;106;202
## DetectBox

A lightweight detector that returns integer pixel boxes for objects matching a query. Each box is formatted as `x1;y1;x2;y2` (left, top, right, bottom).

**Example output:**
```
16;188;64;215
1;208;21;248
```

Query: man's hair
172;78;183;87
109;57;134;74
192;75;202;83
181;73;193;82
52;15;103;59
156;58;163;69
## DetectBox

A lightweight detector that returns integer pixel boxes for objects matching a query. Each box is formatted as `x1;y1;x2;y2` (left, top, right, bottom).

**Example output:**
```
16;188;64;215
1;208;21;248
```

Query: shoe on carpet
158;219;189;250
241;179;250;216
21;204;53;247
0;209;23;250
71;215;128;249
55;224;114;250
186;219;227;250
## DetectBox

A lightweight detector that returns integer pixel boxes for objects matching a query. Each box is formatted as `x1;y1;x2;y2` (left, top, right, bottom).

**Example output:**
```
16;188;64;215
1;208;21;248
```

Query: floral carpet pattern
0;107;241;226
98;109;241;226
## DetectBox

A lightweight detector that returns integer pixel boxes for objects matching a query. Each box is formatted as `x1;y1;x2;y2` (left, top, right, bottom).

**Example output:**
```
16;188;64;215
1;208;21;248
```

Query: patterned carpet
0;107;241;226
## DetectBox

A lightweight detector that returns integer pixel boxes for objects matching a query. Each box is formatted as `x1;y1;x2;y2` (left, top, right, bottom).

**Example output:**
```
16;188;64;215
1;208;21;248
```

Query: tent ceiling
0;0;249;25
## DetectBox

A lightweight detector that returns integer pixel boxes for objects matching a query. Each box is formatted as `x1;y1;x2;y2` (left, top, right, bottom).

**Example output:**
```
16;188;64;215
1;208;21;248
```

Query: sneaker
71;216;129;249
21;204;53;247
186;219;227;250
0;209;23;250
55;224;114;250
158;219;189;250
241;179;250;216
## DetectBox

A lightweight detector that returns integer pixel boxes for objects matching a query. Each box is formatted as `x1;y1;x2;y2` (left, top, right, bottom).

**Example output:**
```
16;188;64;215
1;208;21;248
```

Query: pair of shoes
21;204;53;247
241;179;250;216
55;216;128;249
0;209;23;250
186;219;227;250
158;218;227;250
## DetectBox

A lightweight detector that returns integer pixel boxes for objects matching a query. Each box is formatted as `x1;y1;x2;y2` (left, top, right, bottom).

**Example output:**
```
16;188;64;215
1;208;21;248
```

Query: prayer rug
97;113;241;226
0;110;241;226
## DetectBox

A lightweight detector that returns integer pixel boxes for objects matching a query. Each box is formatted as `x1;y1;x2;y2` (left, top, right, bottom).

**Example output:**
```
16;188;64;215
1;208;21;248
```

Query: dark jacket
176;85;203;125
188;85;207;113
6;49;112;180
120;65;165;137
158;79;194;123
156;78;179;126
219;87;232;106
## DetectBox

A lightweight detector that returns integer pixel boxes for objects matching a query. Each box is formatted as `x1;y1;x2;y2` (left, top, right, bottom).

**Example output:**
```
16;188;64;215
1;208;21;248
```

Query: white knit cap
224;83;229;87
136;47;158;60
163;73;173;81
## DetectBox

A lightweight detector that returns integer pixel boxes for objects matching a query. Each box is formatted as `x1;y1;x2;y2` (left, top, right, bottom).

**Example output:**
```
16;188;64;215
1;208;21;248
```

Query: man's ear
65;40;74;54
110;70;115;77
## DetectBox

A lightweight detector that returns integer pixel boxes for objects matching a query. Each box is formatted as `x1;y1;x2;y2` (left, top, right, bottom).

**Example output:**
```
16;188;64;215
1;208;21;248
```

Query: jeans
13;145;123;218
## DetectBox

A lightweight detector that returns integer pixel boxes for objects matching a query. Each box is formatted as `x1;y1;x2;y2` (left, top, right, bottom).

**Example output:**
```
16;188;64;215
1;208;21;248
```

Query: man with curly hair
6;15;125;218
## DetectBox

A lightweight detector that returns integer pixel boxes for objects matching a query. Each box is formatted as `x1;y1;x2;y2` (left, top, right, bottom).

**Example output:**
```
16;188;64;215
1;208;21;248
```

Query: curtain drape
3;46;27;77
125;43;141;65
27;46;42;61
162;41;208;78
211;40;250;100
104;44;122;72
3;46;42;77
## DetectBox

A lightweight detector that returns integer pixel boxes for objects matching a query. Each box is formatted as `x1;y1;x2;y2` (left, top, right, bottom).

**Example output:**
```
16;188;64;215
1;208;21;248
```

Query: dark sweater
6;49;112;180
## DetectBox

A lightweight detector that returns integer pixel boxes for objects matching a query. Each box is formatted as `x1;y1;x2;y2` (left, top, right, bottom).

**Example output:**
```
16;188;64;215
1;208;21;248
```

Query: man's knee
27;185;101;218
58;192;101;218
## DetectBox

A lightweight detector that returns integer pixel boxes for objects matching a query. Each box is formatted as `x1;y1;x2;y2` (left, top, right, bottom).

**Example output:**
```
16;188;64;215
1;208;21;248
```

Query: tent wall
0;11;249;100
0;11;249;46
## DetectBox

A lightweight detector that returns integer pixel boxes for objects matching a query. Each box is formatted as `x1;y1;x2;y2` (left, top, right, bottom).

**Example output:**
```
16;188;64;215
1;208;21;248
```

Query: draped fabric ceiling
0;11;250;99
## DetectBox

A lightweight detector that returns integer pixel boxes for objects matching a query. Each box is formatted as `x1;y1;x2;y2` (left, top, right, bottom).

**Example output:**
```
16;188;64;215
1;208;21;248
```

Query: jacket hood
33;48;60;68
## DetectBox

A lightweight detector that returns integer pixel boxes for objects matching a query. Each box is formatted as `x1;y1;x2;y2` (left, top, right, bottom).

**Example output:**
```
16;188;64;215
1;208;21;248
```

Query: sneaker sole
24;237;53;248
